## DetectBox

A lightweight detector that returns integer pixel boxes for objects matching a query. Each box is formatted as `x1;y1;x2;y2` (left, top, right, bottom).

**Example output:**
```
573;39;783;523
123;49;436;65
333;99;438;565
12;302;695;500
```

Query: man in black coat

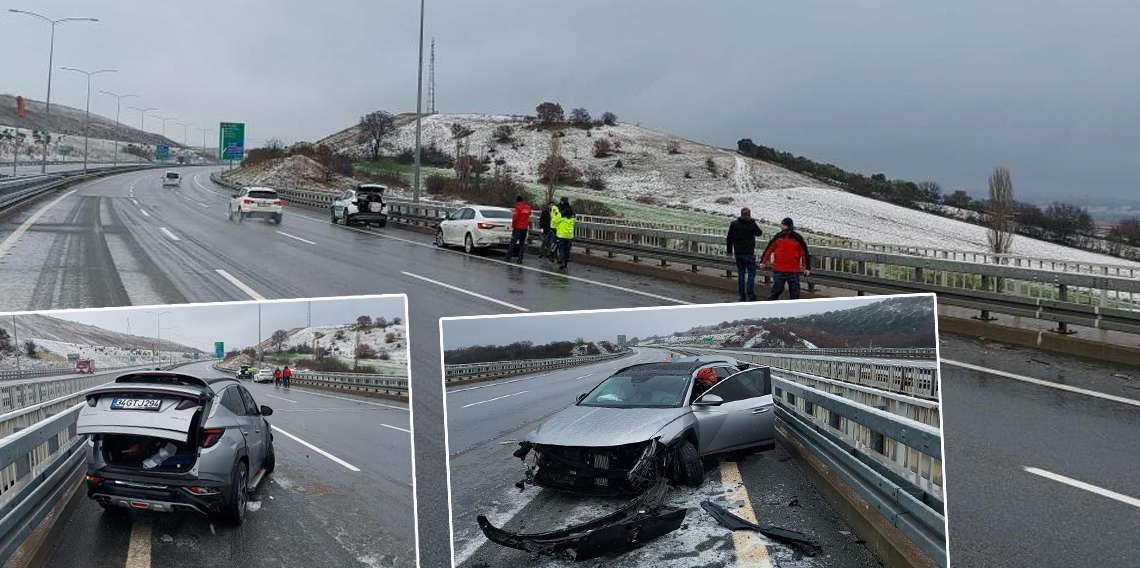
726;207;763;301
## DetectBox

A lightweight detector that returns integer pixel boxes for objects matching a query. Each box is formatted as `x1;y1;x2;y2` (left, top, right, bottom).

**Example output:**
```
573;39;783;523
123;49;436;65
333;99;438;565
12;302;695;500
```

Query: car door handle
751;408;771;414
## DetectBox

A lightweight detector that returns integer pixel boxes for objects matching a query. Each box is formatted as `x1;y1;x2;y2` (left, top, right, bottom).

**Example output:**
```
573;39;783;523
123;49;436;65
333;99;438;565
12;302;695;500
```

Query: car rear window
248;190;278;199
165;172;179;179
480;210;511;219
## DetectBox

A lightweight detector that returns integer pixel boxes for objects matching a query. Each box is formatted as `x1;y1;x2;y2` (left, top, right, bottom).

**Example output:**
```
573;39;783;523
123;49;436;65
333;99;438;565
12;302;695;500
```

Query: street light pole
99;91;137;168
177;121;193;148
412;0;426;203
61;67;115;174
147;310;170;366
126;106;158;164
8;10;99;174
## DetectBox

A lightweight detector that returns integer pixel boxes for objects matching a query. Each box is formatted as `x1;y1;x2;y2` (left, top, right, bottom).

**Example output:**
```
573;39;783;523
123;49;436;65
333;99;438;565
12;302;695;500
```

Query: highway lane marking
449;376;538;393
461;390;529;408
271;425;360;472
574;374;593;380
402;271;529;312
720;460;775;567
276;230;316;245
284;386;408;411
125;514;151;568
1024;467;1140;509
264;393;298;403
159;227;181;241
192;173;230;197
288;211;689;305
0;189;77;262
139;208;150;218
942;359;1140;408
381;423;412;433
214;269;268;300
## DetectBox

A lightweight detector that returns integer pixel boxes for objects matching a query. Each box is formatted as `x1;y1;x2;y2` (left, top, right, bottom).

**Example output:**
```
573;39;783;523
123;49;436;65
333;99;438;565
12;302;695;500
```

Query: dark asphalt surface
42;360;415;568
2;167;1138;567
446;347;880;568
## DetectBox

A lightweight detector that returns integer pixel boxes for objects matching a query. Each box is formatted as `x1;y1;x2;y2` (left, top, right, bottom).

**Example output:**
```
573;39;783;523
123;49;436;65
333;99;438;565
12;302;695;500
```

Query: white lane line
942;359;1140;408
290;211;688;305
159;227;181;241
276;230;316;245
449;376;537;393
1024;467;1140;509
214;269;267;300
263;393;298;404
193;174;229;197
271;425;360;472
285;386;408;410
0;189;77;261
131;198;140;206
574;374;592;380
461;390;529;409
139;208;150;218
125;513;151;568
402;271;529;312
381;423;412;434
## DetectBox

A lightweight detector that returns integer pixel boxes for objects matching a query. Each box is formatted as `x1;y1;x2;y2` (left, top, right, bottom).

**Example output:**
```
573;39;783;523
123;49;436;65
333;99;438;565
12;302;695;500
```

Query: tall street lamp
176;121;193;149
126;106;158;163
60;66;116;174
99;90;136;168
147;310;170;365
153;116;177;140
412;0;426;203
7;9;98;174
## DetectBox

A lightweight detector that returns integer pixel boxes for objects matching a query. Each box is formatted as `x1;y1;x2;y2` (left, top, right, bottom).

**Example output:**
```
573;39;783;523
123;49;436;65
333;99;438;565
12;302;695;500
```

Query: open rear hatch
77;373;212;443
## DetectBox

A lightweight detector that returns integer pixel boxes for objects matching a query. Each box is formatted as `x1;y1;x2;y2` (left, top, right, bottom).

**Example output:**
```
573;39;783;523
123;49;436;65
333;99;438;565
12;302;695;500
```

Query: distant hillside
253;320;409;367
444;339;623;365
0;313;198;370
0;93;178;147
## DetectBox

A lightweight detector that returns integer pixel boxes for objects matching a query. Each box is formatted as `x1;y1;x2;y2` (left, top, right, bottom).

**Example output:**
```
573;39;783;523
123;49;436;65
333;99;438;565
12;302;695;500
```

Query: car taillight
85;475;102;483
274;200;285;206
477;222;494;229
186;486;221;495
201;428;225;448
242;198;254;204
176;399;197;411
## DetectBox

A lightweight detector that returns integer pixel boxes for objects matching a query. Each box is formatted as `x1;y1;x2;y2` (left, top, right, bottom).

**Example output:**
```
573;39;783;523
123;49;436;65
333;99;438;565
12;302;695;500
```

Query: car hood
526;405;691;447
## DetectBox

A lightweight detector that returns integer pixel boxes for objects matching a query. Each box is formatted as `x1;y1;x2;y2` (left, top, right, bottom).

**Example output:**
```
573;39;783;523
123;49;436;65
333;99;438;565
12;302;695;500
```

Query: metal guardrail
0;375;112;415
443;351;631;381
0;164;167;213
773;376;946;567
214;173;1140;335
212;361;409;397
667;346;937;359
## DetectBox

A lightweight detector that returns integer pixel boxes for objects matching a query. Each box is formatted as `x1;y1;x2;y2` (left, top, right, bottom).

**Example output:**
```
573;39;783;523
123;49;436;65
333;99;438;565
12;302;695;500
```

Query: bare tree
600;111;618;126
315;144;337;181
358;111;396;162
535;102;564;125
270;329;289;352
986;167;1015;254
569;108;592;127
356;315;373;329
492;124;514;143
593;139;613;158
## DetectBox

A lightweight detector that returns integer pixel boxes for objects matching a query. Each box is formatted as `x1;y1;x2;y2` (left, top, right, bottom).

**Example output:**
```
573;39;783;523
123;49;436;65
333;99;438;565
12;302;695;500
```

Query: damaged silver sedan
479;360;778;560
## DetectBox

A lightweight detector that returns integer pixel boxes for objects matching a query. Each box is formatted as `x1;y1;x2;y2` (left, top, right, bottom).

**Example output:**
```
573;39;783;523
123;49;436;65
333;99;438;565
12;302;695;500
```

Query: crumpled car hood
525;405;690;447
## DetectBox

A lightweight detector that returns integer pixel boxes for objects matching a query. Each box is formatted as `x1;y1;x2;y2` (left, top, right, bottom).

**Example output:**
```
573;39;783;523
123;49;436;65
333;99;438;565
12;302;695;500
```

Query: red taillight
274;200;285;206
201;428;225;448
477;222;494;229
186;486;220;495
130;501;150;509
85;475;102;483
242;198;254;204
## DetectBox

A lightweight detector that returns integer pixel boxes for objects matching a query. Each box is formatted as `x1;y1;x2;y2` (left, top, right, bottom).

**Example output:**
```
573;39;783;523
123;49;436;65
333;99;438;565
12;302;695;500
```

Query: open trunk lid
77;381;208;443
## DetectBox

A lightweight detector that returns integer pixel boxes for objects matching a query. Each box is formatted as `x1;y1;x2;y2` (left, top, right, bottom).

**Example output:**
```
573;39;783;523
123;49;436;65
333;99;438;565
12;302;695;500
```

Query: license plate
369;203;383;213
111;398;161;411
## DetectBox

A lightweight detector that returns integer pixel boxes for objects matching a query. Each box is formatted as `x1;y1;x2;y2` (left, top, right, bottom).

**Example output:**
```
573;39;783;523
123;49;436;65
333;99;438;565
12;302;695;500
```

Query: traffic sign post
214;341;225;359
156;143;170;161
193;352;200;361
218;122;245;163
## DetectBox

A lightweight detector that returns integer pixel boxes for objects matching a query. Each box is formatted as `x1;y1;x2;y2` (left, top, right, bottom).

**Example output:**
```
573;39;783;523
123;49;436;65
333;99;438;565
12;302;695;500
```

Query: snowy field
269;323;409;366
0;339;195;371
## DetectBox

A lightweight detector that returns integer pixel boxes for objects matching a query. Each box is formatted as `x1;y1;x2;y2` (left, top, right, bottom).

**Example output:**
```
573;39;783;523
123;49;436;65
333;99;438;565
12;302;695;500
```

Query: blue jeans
508;229;528;260
735;254;756;300
557;238;572;267
769;271;802;300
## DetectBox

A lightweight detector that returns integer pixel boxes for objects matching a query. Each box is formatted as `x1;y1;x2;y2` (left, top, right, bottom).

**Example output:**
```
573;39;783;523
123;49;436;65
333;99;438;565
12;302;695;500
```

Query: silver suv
77;372;275;525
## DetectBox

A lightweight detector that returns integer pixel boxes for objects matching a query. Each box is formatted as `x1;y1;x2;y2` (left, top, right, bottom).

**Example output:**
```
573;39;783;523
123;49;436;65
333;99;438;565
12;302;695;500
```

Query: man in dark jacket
538;201;555;262
726;207;763;301
761;217;812;300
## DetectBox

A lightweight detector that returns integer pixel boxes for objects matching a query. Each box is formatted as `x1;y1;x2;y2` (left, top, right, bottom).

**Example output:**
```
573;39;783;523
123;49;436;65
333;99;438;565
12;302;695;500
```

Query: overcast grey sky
441;296;896;350
42;296;405;353
3;1;1136;202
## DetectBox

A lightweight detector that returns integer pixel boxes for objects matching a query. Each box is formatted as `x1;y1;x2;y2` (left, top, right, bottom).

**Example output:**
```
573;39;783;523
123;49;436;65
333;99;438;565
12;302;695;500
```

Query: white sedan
435;206;515;254
228;186;284;224
253;368;275;383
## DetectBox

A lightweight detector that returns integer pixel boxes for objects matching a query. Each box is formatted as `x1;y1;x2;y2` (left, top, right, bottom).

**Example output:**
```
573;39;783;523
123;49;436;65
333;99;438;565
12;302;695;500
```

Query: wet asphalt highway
41;359;415;568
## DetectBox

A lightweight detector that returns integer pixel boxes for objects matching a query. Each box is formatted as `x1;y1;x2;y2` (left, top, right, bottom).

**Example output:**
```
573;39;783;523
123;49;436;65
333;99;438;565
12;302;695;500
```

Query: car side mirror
694;394;724;406
231;192;239;199
260;405;274;416
576;393;588;403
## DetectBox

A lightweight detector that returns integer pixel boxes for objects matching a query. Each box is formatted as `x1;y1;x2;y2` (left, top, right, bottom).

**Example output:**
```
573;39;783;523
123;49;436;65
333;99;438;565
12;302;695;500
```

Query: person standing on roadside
539;200;555;262
273;367;282;386
282;365;292;388
726;207;763;301
507;195;532;263
550;197;577;270
761;217;812;300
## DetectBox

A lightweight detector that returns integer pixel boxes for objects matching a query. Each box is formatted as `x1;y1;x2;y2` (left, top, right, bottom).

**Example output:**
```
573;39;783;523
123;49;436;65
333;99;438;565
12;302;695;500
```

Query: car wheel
464;234;475;255
331;209;339;224
237;210;244;223
228;206;235;221
263;441;276;476
377;218;387;228
345;213;354;226
274;213;282;225
673;439;705;487
222;461;249;525
435;229;446;248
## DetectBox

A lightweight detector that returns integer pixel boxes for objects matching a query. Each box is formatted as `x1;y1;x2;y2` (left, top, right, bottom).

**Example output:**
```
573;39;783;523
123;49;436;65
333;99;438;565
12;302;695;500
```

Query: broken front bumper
477;478;685;562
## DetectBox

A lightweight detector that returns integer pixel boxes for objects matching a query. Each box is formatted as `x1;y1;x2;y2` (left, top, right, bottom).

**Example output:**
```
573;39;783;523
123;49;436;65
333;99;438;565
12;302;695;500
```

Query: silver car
516;360;775;495
77;371;275;525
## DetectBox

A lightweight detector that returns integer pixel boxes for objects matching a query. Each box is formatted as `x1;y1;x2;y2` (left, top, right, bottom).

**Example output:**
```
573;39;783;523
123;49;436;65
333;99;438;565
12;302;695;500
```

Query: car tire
221;461;248;526
228;206;235;221
673;439;704;487
435;230;446;248
464;234;475;255
263;441;276;476
377;218;387;228
331;209;339;224
237;211;244;224
274;213;282;225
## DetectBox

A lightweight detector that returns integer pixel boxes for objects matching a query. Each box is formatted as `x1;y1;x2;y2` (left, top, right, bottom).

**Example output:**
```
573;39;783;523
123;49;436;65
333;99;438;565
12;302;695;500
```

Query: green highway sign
219;122;245;160
215;341;225;359
156;144;170;160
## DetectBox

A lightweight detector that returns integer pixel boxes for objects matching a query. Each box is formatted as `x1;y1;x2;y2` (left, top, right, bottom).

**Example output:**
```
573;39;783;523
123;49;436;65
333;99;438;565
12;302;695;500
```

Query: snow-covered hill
0;314;199;370
257;322;408;366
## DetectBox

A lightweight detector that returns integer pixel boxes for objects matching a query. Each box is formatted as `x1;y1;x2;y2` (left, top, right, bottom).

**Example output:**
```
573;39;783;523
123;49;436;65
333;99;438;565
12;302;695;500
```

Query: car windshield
480;209;511;219
248;190;277;199
579;373;691;408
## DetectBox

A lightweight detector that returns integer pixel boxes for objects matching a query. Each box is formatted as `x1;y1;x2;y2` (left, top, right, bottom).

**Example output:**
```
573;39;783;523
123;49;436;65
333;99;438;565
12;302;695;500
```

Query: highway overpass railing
443;351;631;382
0;164;166;214
212;361;409;398
668;346;937;359
774;375;946;567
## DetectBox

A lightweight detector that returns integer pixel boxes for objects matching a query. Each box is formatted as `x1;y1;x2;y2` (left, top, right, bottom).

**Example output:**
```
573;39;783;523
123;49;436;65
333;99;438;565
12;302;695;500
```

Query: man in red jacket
507;195;532;263
760;217;812;300
282;365;292;388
